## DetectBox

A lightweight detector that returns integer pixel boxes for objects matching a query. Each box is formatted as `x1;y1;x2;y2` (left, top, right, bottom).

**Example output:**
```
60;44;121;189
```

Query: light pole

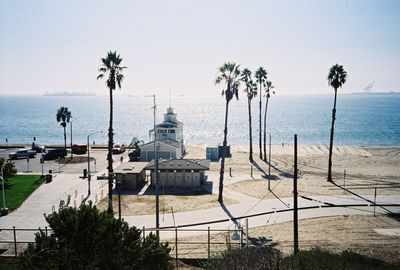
267;132;272;191
70;117;76;159
1;163;8;216
87;131;103;196
146;94;159;237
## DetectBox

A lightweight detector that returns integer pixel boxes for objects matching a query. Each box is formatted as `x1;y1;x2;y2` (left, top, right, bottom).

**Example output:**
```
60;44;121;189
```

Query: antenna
144;94;159;237
169;89;171;108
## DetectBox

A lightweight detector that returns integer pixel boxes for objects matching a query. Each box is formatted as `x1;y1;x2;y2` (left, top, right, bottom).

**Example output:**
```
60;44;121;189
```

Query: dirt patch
218;146;400;199
250;214;400;264
96;194;238;215
55;156;95;164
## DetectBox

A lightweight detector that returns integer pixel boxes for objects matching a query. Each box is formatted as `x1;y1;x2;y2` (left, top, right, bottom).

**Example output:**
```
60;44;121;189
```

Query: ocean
0;93;399;147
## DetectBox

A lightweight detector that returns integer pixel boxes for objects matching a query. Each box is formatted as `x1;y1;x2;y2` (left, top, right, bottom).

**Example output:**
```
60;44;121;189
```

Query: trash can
45;174;52;183
83;169;87;178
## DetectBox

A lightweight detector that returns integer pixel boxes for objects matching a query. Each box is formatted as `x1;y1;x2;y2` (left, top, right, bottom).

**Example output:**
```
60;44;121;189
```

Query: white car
9;149;37;159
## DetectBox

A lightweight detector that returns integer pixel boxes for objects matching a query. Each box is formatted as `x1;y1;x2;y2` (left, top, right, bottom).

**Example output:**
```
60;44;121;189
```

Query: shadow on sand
331;181;394;215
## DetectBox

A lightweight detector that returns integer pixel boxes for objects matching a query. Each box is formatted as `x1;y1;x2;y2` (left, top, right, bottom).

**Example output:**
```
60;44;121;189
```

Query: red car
112;144;125;154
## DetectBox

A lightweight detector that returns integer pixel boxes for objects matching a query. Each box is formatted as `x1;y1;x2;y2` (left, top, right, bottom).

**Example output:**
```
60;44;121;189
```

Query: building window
169;129;175;133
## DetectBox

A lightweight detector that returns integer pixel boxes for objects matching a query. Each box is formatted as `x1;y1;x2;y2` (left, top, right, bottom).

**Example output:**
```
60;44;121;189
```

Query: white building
140;107;185;161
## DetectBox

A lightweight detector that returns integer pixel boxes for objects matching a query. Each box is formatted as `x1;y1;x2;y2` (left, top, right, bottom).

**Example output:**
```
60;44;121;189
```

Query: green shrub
0;157;17;181
19;203;172;270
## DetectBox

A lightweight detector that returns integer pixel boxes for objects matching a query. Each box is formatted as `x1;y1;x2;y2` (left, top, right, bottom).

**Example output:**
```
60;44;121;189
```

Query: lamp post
267;132;272;191
70;117;76;159
146;94;159;237
1;163;9;216
87;131;103;196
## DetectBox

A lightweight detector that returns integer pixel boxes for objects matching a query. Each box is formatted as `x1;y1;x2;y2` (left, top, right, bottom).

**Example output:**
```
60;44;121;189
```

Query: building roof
145;159;210;171
140;138;180;149
114;162;148;174
155;121;182;128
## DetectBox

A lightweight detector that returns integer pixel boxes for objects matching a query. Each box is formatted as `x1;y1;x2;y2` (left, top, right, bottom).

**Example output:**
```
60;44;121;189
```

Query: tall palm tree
241;68;257;162
97;51;127;213
263;80;275;162
56;107;71;150
255;67;267;160
327;64;347;182
215;62;241;203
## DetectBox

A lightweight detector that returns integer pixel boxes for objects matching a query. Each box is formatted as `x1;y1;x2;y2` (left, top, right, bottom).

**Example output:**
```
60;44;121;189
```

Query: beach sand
94;144;400;263
97;144;399;214
185;144;400;198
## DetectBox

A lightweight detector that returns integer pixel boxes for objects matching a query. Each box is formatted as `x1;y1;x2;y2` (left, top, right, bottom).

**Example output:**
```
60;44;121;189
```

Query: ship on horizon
43;91;96;96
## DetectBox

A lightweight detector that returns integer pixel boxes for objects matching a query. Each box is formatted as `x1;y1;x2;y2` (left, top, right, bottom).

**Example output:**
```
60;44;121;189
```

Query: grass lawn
0;174;44;212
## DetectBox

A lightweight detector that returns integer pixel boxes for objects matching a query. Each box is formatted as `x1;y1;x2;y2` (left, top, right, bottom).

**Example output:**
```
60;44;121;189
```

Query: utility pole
268;133;271;190
70;118;73;159
148;94;160;237
293;134;299;254
1;164;9;216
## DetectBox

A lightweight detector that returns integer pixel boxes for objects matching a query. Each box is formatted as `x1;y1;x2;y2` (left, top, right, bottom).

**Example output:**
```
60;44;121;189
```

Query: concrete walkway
0;170;108;243
123;194;400;239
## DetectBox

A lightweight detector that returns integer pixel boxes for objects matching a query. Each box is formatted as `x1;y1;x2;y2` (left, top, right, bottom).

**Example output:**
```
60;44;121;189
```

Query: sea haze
0;93;399;147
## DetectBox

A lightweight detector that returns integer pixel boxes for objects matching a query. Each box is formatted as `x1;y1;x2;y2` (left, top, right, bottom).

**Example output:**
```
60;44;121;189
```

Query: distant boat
43;91;96;96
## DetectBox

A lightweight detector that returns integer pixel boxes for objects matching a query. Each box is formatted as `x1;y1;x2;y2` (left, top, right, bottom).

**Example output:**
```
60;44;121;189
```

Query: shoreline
1;143;400;150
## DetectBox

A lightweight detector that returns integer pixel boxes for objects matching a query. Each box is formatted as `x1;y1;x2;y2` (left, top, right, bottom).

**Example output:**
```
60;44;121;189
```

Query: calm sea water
0;93;399;147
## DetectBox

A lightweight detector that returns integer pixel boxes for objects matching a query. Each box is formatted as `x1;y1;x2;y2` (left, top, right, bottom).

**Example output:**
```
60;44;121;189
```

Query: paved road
0;148;126;175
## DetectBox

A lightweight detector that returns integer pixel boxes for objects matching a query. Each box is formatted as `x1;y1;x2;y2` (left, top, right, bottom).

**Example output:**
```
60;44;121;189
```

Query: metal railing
0;225;245;263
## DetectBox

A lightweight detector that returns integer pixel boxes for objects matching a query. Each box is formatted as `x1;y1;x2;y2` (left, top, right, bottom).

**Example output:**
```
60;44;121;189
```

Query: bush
0;157;17;180
203;246;282;270
204;247;399;270
19;203;172;270
282;248;399;270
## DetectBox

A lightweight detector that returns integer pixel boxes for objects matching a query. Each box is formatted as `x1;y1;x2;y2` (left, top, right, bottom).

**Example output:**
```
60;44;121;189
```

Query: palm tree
263;80;275;162
327;64;347;182
215;62;241;203
97;51;127;213
241;68;257;162
56;107;71;150
255;67;267;160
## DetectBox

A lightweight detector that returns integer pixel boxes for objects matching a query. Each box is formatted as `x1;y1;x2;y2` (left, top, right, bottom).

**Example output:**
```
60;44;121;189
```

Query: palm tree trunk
107;88;114;213
218;99;230;203
247;97;253;162
63;125;67;150
327;88;338;182
263;97;269;162
259;84;262;159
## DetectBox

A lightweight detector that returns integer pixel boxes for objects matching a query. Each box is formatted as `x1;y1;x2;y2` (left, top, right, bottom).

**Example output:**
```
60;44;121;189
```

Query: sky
1;0;400;96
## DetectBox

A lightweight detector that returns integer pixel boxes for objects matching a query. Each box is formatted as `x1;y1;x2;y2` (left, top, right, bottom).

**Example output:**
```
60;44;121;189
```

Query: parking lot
0;147;128;176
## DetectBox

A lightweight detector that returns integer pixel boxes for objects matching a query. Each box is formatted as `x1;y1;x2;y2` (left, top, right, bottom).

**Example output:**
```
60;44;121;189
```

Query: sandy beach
97;143;399;213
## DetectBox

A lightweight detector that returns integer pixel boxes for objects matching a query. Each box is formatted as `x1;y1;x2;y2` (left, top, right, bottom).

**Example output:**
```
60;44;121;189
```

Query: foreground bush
20;203;171;270
204;247;399;270
282;248;399;270
204;246;282;270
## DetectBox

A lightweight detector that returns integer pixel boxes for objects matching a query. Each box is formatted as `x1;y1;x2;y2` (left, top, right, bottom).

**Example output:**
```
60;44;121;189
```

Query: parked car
112;144;125;154
43;148;67;160
9;149;37;159
72;144;87;155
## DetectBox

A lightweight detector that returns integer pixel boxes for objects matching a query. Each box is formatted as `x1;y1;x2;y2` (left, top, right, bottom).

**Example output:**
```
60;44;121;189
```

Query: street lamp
145;94;160;237
70;117;76;159
267;132;272;190
87;131;103;196
1;162;9;216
